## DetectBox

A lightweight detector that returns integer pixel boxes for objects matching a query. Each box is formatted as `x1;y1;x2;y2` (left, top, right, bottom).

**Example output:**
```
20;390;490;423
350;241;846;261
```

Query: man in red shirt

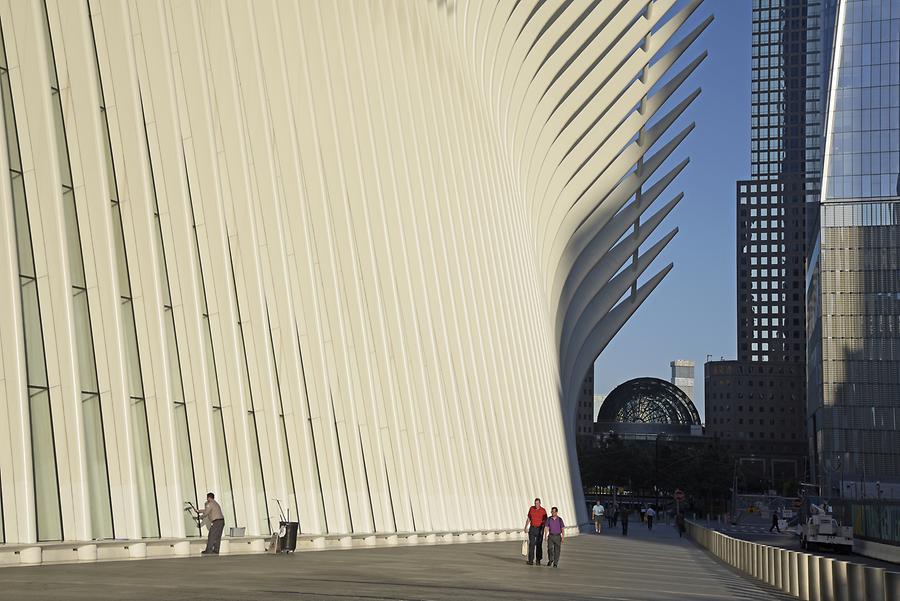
523;498;548;565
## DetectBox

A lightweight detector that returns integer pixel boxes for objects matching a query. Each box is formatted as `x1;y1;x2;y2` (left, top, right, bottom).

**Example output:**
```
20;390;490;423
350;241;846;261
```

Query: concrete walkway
0;524;792;601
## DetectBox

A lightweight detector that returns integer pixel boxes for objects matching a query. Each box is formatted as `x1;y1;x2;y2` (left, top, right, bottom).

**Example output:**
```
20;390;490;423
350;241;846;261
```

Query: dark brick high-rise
706;0;821;492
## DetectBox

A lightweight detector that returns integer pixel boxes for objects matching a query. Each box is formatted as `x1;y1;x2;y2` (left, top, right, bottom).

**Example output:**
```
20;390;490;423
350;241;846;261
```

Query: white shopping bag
521;539;528;556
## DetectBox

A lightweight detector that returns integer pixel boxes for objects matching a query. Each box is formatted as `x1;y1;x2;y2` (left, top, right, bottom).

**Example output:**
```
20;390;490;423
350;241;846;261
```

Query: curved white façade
0;0;707;546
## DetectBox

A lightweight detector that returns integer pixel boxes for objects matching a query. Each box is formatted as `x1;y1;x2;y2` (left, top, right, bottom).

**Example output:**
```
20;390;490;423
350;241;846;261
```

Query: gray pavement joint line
259;591;635;601
274;576;790;601
0;572;787;601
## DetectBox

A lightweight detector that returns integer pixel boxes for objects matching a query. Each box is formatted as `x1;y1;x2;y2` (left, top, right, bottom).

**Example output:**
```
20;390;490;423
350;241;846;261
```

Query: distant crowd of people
590;500;685;537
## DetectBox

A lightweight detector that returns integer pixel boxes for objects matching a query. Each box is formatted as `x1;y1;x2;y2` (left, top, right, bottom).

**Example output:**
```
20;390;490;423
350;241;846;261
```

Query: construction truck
797;495;853;553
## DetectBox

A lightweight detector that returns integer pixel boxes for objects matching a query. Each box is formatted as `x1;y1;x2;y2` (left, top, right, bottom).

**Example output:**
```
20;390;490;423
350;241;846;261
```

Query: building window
0;19;66;542
45;4;119;539
86;10;160;537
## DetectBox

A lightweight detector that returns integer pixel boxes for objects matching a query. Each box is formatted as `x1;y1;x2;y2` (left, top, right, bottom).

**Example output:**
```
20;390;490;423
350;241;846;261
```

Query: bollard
809;553;821;601
864;567;885;601
885;571;900;601
781;549;792;594
768;546;777;587
819;556;835;601
832;560;849;601
789;551;801;597
798;552;810;601
758;544;767;583
772;547;784;588
847;562;866;601
752;543;760;580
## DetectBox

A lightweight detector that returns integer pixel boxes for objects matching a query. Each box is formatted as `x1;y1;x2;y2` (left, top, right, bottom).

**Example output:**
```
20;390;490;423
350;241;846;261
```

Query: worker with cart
187;492;226;555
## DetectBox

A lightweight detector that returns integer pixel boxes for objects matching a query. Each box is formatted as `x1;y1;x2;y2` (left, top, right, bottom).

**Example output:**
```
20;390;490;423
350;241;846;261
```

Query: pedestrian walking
769;508;781;533
619;504;629;536
523;498;547;566
646;506;656;530
676;511;686;537
592;500;605;534
544;507;565;568
639;505;646;523
197;492;226;555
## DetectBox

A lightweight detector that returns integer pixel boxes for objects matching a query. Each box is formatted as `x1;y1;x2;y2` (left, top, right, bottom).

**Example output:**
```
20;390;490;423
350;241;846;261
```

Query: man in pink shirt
544;506;565;567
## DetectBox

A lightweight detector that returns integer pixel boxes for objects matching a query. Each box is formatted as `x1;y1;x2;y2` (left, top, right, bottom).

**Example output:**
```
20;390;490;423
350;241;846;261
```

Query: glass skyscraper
807;0;900;498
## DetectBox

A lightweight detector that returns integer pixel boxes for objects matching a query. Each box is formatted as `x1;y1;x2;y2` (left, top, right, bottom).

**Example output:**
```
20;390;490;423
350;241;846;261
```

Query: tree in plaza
579;434;734;514
579;433;654;493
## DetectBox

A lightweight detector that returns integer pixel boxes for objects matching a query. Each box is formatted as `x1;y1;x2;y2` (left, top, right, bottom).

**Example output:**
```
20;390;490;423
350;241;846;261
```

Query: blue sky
593;1;750;420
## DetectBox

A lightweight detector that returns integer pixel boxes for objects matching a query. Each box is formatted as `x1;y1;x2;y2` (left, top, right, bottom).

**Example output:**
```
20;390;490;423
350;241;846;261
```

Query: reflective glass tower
807;0;900;498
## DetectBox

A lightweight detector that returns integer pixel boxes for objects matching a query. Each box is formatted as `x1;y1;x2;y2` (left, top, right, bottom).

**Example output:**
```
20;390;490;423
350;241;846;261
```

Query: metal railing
831;501;900;546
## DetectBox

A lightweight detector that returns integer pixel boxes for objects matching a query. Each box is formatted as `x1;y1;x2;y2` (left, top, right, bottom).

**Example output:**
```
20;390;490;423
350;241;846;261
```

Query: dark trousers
547;534;562;566
205;519;225;553
621;519;628;535
527;526;544;563
647;516;654;530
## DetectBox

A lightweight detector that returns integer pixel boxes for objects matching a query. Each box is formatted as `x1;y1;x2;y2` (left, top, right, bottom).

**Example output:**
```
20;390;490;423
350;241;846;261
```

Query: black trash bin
279;521;299;552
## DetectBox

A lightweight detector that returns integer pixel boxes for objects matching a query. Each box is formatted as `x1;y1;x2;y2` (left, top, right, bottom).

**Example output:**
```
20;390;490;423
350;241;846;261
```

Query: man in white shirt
591;501;605;534
645;506;657;531
197;492;226;555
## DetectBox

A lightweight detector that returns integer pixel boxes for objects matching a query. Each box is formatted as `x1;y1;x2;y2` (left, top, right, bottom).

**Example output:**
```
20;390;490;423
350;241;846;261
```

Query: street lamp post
731;458;739;524
654;433;662;509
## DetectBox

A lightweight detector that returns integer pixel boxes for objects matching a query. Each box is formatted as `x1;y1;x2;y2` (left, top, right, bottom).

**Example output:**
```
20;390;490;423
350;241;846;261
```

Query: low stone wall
855;539;900;565
686;520;900;601
0;526;570;568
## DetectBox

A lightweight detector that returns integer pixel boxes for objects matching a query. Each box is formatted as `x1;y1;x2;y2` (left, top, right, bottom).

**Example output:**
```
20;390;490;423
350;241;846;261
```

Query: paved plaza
0;525;792;601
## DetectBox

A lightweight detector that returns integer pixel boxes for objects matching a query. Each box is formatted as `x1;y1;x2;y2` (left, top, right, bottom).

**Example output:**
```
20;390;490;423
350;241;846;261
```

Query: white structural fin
0;0;708;545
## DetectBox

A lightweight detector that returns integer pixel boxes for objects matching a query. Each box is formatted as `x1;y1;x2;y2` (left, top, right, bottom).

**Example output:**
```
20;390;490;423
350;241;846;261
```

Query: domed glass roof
597;377;701;426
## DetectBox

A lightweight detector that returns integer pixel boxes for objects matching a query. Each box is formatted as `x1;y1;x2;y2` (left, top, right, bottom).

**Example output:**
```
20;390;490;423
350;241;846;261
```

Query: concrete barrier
798;552;810;601
833;560;849;601
781;549;792;594
884;570;900;601
772;547;780;590
685;521;900;601
818;556;835;601
758;543;766;582
76;544;97;562
847;562;866;601
789;551;800;597
809;552;821;601
19;547;41;565
769;546;777;587
866;567;886;601
752;542;759;578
